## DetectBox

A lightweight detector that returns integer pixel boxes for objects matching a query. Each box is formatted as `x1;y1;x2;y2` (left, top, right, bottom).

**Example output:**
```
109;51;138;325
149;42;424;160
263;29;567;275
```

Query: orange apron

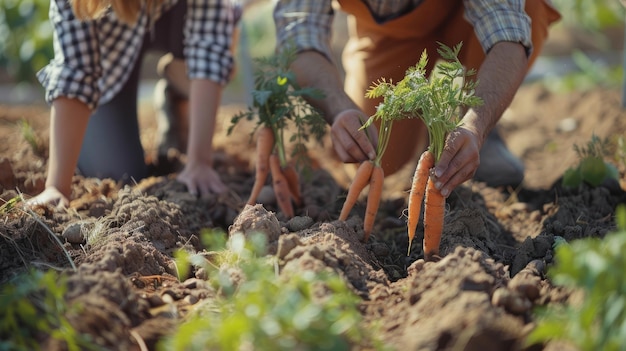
337;0;561;176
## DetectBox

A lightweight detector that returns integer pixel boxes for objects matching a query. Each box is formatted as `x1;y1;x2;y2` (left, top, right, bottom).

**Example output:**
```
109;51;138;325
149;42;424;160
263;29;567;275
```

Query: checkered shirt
274;0;533;62
37;0;241;110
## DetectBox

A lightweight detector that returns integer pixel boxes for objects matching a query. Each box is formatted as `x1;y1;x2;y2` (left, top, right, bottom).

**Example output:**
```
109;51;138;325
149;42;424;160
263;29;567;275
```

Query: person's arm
274;0;377;163
175;79;227;196
291;52;378;163
433;41;528;196
25;97;90;206
176;0;239;197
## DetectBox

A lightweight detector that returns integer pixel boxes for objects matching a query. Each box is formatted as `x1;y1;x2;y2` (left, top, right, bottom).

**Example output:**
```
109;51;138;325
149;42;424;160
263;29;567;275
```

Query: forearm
186;79;221;164
461;42;528;145
47;97;90;198
291;51;359;124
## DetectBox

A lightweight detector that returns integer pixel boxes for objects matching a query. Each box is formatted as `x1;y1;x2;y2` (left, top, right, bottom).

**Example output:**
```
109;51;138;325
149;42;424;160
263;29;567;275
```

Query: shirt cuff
469;7;532;57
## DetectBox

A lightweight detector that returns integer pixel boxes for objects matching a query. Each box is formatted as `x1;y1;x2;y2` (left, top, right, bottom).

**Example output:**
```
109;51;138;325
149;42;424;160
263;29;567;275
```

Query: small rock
286;216;314;232
184;295;199;305
62;220;95;244
195;267;208;280
557;117;577;132
492;287;532;314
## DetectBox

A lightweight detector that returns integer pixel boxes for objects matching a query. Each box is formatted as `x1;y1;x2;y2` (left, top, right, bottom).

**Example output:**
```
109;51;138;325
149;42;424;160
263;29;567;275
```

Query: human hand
330;109;378;163
23;186;69;209
432;126;481;197
176;161;227;198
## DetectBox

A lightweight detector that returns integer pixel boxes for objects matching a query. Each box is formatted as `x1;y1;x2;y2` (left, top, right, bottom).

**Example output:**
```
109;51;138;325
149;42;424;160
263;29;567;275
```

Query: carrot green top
363;42;483;162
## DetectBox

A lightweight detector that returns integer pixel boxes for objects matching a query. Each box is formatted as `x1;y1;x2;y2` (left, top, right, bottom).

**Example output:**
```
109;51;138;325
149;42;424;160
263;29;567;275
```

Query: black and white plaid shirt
37;0;240;110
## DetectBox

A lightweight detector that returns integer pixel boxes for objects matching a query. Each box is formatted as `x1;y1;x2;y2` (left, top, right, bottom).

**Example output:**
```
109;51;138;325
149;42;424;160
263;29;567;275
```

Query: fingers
331;109;377;163
433;128;480;197
23;187;69;209
177;166;227;199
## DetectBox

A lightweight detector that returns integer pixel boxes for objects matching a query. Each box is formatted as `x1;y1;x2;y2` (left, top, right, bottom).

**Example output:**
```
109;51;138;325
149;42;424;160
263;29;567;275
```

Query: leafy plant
360;42;482;256
0;0;53;83
229;45;326;172
228;45;327;217
0;269;100;351
364;42;482;161
526;205;626;351
164;233;385;350
551;0;624;31
562;134;620;188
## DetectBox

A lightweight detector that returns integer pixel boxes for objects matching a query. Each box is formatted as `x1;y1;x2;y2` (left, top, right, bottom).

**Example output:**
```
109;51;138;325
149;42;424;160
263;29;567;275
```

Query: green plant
0;269;100;351
363;42;482;255
164;233;385;350
542;50;624;93
228;45;326;173
228;45;326;217
562;134;620;188
551;0;624;31
526;205;626;351
0;0;53;83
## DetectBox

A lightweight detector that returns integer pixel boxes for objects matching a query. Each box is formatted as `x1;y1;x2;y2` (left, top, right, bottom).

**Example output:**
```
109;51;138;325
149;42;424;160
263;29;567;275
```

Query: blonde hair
70;0;163;24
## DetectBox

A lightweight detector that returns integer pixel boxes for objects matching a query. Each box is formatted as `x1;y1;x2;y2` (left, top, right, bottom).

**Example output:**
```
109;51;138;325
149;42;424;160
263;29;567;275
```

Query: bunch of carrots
228;46;326;218
406;43;482;260
338;119;391;242
339;42;482;259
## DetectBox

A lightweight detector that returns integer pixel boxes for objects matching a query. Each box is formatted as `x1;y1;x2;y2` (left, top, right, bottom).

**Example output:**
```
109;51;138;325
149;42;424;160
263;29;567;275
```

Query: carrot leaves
363;42;483;162
228;45;326;171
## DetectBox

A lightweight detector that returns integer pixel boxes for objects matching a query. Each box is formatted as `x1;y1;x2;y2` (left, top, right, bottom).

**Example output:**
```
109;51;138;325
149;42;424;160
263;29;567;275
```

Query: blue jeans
77;0;186;182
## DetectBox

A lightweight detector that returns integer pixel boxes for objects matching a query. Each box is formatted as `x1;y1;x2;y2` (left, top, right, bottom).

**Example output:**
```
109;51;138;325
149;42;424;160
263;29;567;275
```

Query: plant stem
374;119;393;166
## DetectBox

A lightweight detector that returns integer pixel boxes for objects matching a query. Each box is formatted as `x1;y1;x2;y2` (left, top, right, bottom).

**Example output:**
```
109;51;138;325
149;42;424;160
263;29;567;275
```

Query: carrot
247;126;275;205
269;153;294;218
281;163;302;206
423;173;445;261
406;150;435;255
339;160;375;221
362;165;384;242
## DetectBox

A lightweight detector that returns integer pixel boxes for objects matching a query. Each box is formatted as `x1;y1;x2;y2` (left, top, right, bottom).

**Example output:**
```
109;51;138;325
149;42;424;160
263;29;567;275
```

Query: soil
2;3;626;348
1;78;626;349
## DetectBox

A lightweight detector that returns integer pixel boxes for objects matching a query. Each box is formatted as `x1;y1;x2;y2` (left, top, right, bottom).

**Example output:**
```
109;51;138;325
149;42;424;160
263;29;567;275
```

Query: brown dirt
1;81;625;350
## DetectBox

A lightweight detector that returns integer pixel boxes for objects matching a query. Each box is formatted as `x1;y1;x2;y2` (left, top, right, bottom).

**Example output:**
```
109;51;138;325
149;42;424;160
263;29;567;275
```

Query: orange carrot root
339;161;375;221
423;174;445;261
407;150;435;255
247;127;275;205
363;165;384;242
282;164;302;206
269;153;294;218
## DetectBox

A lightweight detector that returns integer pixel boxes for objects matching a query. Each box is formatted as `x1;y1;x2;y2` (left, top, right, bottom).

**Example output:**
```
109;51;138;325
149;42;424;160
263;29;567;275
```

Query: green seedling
527;205;626;351
165;233;388;351
562;134;619;188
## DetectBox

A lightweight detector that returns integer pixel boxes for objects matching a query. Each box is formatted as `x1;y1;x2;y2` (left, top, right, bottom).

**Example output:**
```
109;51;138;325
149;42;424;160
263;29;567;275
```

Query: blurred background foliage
0;0;53;83
0;0;624;88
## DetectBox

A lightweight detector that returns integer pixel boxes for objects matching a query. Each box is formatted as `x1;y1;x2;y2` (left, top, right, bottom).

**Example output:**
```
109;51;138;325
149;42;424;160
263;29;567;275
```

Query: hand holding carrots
344;42;482;259
330;109;378;163
228;45;326;218
403;43;483;260
432;126;481;198
338;118;392;242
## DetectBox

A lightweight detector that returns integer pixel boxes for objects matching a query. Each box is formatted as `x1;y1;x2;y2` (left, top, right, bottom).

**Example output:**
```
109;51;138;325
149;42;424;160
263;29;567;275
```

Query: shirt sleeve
463;0;532;56
273;0;335;62
184;0;241;85
36;0;102;110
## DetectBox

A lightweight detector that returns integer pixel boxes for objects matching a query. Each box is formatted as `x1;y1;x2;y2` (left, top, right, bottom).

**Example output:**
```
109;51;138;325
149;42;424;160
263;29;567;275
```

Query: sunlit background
1;0;625;104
